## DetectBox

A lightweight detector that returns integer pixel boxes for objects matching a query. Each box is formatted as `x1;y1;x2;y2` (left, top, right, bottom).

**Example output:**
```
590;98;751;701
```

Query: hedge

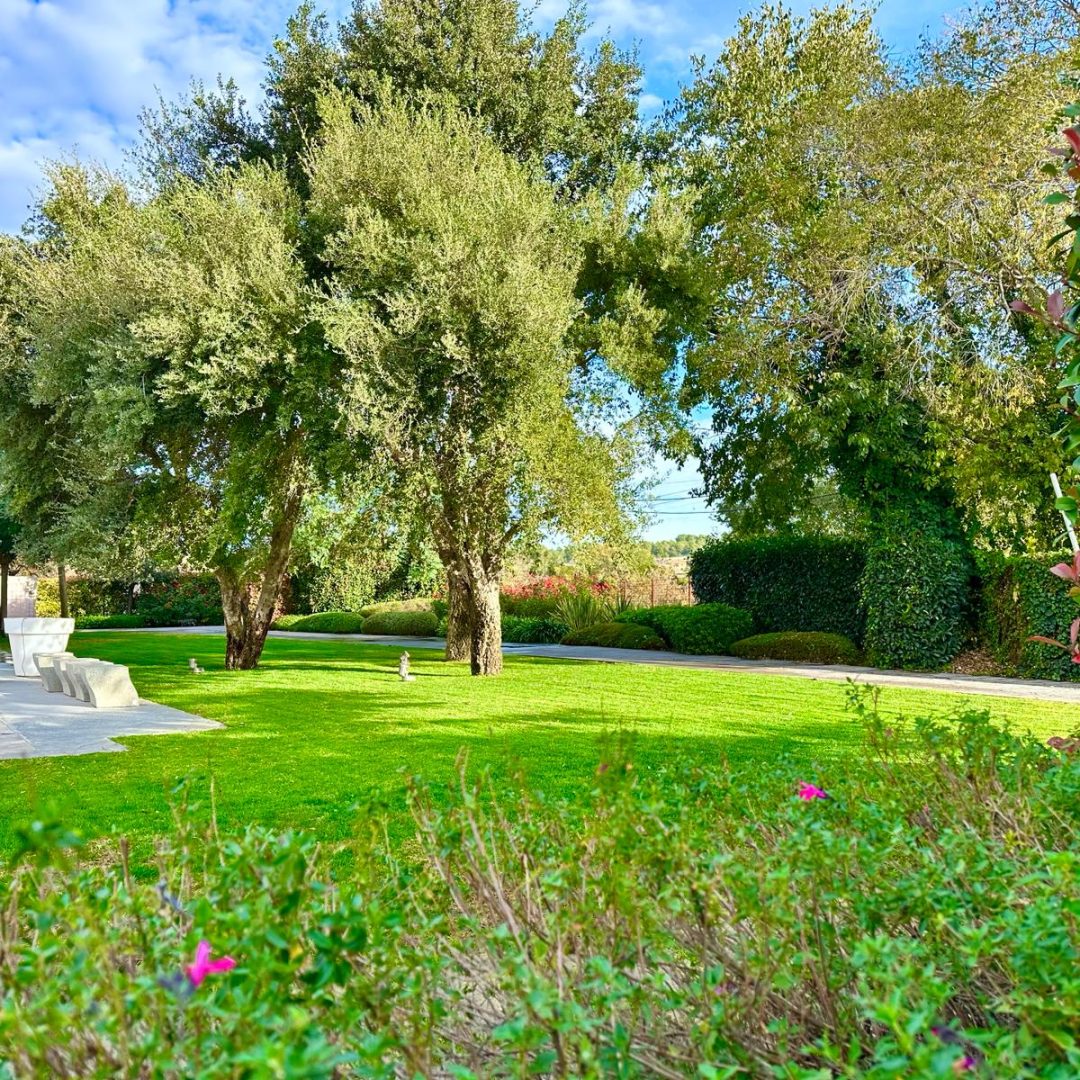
689;536;866;643
730;631;863;665
860;531;972;671
361;610;439;636
74;614;147;630
618;603;753;655
358;598;434;618
501;616;569;644
978;552;1080;681
275;611;367;633
561;621;667;650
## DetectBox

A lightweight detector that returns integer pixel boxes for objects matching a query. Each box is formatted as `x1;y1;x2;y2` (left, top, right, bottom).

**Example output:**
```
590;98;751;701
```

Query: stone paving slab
97;626;1080;703
0;663;222;760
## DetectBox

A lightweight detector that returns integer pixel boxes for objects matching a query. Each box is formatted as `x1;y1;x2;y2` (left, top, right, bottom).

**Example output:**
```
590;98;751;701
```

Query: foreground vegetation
0;633;1073;867
3;702;1078;1076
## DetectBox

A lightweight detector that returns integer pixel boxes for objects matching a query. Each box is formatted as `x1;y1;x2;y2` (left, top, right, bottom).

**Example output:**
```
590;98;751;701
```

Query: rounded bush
730;631;862;665
690;536;866;642
278;611;367;633
358;597;434;618
618;603;753;655
561;621;667;650
501;616;569;644
361;610;439;636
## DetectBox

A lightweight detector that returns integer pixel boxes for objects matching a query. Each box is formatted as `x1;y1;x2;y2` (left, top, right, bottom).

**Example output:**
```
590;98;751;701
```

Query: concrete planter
3;617;75;677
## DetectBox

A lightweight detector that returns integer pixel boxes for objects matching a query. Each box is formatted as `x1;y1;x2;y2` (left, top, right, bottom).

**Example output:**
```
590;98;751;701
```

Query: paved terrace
0;662;221;760
110;626;1080;704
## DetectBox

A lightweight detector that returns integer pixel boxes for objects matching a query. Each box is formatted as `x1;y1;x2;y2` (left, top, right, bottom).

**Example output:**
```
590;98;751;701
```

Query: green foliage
358;597;434;618
978;552;1080;681
554;588;615;631
360;610;439;636
560;620;666;649
647;533;712;558
275;611;367;633
500;615;569;644
74;614;147;630
861;530;973;670
731;631;862;665
619;602;753;655
4;709;1080;1075
135;576;224;627
690;535;867;642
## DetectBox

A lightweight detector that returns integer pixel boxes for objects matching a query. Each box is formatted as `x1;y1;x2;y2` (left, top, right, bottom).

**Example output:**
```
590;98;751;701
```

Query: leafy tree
668;1;1070;548
310;97;637;673
15;163;324;668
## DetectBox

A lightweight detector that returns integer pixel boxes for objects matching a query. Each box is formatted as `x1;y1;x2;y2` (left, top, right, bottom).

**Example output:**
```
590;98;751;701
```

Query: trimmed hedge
74;614;147;630
689;536;866;642
358;598;434;618
275;611;367;633
361;610;439;636
501;616;569;644
618;603;753;655
730;631;863;665
978;552;1080;681
860;531;972;671
561;621;667;650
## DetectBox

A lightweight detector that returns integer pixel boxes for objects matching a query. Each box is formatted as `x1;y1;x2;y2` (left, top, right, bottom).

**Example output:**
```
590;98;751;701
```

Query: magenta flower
186;940;237;987
954;1056;976;1074
797;781;829;801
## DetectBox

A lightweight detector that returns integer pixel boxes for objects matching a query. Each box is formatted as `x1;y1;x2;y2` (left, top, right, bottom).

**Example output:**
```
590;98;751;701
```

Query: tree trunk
444;569;472;662
215;459;304;671
58;564;69;618
466;571;502;676
0;557;9;623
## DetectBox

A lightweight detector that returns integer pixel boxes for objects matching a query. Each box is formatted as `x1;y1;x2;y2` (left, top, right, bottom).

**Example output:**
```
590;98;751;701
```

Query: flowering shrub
501;575;609;617
5;699;1076;1075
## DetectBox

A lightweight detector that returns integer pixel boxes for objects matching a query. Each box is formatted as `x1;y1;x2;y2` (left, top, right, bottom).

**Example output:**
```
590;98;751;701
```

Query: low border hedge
361;610;439;636
561;621;667;650
618;603;753;655
730;631;863;665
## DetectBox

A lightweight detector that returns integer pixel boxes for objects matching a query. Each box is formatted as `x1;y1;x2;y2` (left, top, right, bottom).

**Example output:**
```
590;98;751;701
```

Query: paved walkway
0;662;221;760
103;626;1080;703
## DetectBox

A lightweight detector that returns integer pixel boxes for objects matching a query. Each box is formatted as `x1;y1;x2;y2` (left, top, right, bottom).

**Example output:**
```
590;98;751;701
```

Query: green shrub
619;602;753;654
978;551;1080;680
277;611;367;633
136;575;224;627
860;530;972;670
560;620;667;649
501;615;569;643
361;610;439;636
690;535;866;642
730;631;863;664
74;614;147;630
4;709;1079;1076
358;597;434;618
555;588;614;631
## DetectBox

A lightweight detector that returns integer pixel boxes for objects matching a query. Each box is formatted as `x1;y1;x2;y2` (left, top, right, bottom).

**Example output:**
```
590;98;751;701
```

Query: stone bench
34;651;75;693
53;657;140;708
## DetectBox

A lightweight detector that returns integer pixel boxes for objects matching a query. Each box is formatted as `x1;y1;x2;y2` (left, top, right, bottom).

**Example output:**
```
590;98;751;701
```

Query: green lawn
0;631;1070;864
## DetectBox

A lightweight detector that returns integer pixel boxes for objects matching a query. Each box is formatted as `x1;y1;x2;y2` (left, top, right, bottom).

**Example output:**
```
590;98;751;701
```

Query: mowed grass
0;631;1070;865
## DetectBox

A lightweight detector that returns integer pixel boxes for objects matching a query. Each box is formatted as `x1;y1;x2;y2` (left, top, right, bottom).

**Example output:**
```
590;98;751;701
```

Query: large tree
15;163;323;668
310;97;637;674
667;1;1072;548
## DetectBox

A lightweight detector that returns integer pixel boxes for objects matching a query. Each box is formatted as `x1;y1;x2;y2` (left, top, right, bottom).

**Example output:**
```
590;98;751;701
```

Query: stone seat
34;651;75;693
55;657;100;700
82;661;140;709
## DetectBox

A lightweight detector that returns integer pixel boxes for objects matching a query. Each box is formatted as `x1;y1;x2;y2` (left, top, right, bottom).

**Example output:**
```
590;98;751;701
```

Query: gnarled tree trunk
444;568;472;662
58;564;69;618
216;466;304;671
464;568;502;676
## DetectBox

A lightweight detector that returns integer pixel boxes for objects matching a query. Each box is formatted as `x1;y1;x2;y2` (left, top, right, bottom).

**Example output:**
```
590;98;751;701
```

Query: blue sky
0;0;965;538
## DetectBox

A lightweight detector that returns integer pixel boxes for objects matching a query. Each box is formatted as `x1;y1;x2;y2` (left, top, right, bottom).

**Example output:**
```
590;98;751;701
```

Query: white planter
3;617;75;677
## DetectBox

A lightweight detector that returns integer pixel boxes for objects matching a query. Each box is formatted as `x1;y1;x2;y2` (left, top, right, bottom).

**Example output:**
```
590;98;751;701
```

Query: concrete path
0;662;221;760
95;626;1080;703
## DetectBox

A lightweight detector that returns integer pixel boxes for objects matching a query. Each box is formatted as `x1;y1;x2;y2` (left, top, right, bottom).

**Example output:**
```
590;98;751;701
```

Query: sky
0;0;966;539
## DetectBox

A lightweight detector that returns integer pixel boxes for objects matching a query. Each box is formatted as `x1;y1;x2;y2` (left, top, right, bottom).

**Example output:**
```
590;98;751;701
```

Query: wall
3;575;37;618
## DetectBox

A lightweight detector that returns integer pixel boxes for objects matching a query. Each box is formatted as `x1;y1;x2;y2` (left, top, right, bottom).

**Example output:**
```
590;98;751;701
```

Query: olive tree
310;97;635;674
19;163;321;668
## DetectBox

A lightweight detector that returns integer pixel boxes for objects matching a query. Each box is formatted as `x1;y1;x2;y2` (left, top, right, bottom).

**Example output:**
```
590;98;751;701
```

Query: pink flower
954;1056;976;1074
797;781;829;801
186;940;236;987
